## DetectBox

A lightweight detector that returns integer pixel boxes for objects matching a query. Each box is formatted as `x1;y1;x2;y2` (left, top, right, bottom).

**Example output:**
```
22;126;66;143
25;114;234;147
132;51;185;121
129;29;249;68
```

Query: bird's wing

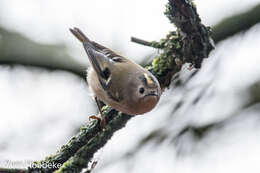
70;27;110;79
90;41;123;60
70;27;124;102
70;27;124;60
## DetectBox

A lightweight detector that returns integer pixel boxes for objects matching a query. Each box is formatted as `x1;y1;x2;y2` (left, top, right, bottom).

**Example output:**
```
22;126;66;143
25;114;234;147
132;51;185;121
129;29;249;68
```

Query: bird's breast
87;67;128;112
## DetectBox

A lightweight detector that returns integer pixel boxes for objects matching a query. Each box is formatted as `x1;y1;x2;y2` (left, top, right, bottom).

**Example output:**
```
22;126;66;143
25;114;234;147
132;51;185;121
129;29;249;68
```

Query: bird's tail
69;27;91;43
69;27;122;59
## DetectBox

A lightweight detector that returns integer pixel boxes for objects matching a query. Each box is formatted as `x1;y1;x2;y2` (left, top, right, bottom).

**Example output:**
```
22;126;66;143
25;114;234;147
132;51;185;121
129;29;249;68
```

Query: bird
70;27;161;128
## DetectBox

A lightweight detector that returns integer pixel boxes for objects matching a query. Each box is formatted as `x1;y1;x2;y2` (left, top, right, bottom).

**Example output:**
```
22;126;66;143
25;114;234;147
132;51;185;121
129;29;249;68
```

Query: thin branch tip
131;37;153;47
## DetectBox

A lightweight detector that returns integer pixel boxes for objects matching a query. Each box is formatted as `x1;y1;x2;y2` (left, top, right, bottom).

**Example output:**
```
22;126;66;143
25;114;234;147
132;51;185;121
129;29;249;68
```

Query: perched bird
70;27;161;127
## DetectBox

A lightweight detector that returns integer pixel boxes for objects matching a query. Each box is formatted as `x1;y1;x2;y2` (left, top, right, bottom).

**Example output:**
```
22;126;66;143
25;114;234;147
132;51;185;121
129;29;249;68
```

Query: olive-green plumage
70;27;161;115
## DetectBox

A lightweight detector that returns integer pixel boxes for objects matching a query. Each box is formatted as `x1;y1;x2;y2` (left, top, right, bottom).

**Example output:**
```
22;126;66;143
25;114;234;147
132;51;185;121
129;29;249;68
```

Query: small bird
70;27;161;127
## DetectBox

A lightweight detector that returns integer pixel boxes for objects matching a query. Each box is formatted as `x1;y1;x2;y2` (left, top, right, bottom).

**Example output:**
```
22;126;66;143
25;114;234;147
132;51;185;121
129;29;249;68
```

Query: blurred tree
212;4;260;43
0;27;86;77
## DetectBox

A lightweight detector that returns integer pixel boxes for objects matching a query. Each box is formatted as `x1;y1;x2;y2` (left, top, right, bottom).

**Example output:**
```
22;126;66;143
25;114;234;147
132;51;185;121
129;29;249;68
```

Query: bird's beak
145;90;159;98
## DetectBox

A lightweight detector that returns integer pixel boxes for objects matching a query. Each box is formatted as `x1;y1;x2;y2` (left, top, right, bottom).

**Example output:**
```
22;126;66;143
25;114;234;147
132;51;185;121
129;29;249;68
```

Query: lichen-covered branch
2;0;213;173
28;118;101;173
28;108;131;173
56;111;131;173
145;0;214;88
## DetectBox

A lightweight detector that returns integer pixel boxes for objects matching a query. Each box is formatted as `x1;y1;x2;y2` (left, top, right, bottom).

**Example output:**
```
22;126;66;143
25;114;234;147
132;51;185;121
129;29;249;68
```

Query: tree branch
130;37;153;47
56;110;131;173
132;4;260;47
28;108;131;173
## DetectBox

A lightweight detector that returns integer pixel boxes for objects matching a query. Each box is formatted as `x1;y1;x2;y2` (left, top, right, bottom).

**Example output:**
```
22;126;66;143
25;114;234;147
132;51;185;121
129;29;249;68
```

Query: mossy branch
3;0;213;173
55;110;131;173
133;0;214;87
28;108;131;173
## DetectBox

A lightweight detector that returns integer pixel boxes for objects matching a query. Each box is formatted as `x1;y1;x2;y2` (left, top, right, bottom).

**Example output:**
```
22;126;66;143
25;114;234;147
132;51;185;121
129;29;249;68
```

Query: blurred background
1;0;260;172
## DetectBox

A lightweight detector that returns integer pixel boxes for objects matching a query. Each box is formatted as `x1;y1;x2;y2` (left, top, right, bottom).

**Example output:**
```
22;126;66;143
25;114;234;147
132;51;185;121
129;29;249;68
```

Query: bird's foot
89;115;106;129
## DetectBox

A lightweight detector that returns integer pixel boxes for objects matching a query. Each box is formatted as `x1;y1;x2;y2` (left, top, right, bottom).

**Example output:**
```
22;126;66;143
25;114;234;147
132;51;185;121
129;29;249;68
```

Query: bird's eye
103;67;110;79
139;87;145;94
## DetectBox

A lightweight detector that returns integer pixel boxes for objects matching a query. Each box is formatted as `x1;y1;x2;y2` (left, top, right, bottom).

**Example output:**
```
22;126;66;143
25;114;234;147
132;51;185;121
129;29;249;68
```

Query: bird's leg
88;97;106;129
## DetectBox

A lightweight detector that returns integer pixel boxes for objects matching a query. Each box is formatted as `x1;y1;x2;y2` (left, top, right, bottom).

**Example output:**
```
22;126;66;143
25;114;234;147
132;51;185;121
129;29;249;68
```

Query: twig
130;37;152;47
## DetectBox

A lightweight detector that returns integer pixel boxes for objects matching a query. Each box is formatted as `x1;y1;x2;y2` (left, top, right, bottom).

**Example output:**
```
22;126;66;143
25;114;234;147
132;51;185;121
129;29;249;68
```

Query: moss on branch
141;0;214;88
56;110;131;173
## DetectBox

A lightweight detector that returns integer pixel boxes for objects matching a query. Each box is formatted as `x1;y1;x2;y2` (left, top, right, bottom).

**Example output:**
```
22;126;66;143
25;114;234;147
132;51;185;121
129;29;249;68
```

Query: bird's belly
87;68;130;114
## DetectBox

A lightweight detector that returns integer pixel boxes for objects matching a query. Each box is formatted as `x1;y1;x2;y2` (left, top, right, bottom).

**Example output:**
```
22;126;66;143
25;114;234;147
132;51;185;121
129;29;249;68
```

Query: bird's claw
89;115;106;129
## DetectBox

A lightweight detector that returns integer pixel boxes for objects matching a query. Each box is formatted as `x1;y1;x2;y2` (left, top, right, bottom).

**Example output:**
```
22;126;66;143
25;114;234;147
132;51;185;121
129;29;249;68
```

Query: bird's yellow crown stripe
144;73;153;85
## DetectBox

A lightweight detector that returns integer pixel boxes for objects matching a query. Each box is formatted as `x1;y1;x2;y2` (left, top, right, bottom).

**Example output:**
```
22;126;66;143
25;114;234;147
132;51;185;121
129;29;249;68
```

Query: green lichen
55;160;73;173
101;105;110;112
152;55;166;76
150;41;164;49
43;155;54;162
150;31;182;77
